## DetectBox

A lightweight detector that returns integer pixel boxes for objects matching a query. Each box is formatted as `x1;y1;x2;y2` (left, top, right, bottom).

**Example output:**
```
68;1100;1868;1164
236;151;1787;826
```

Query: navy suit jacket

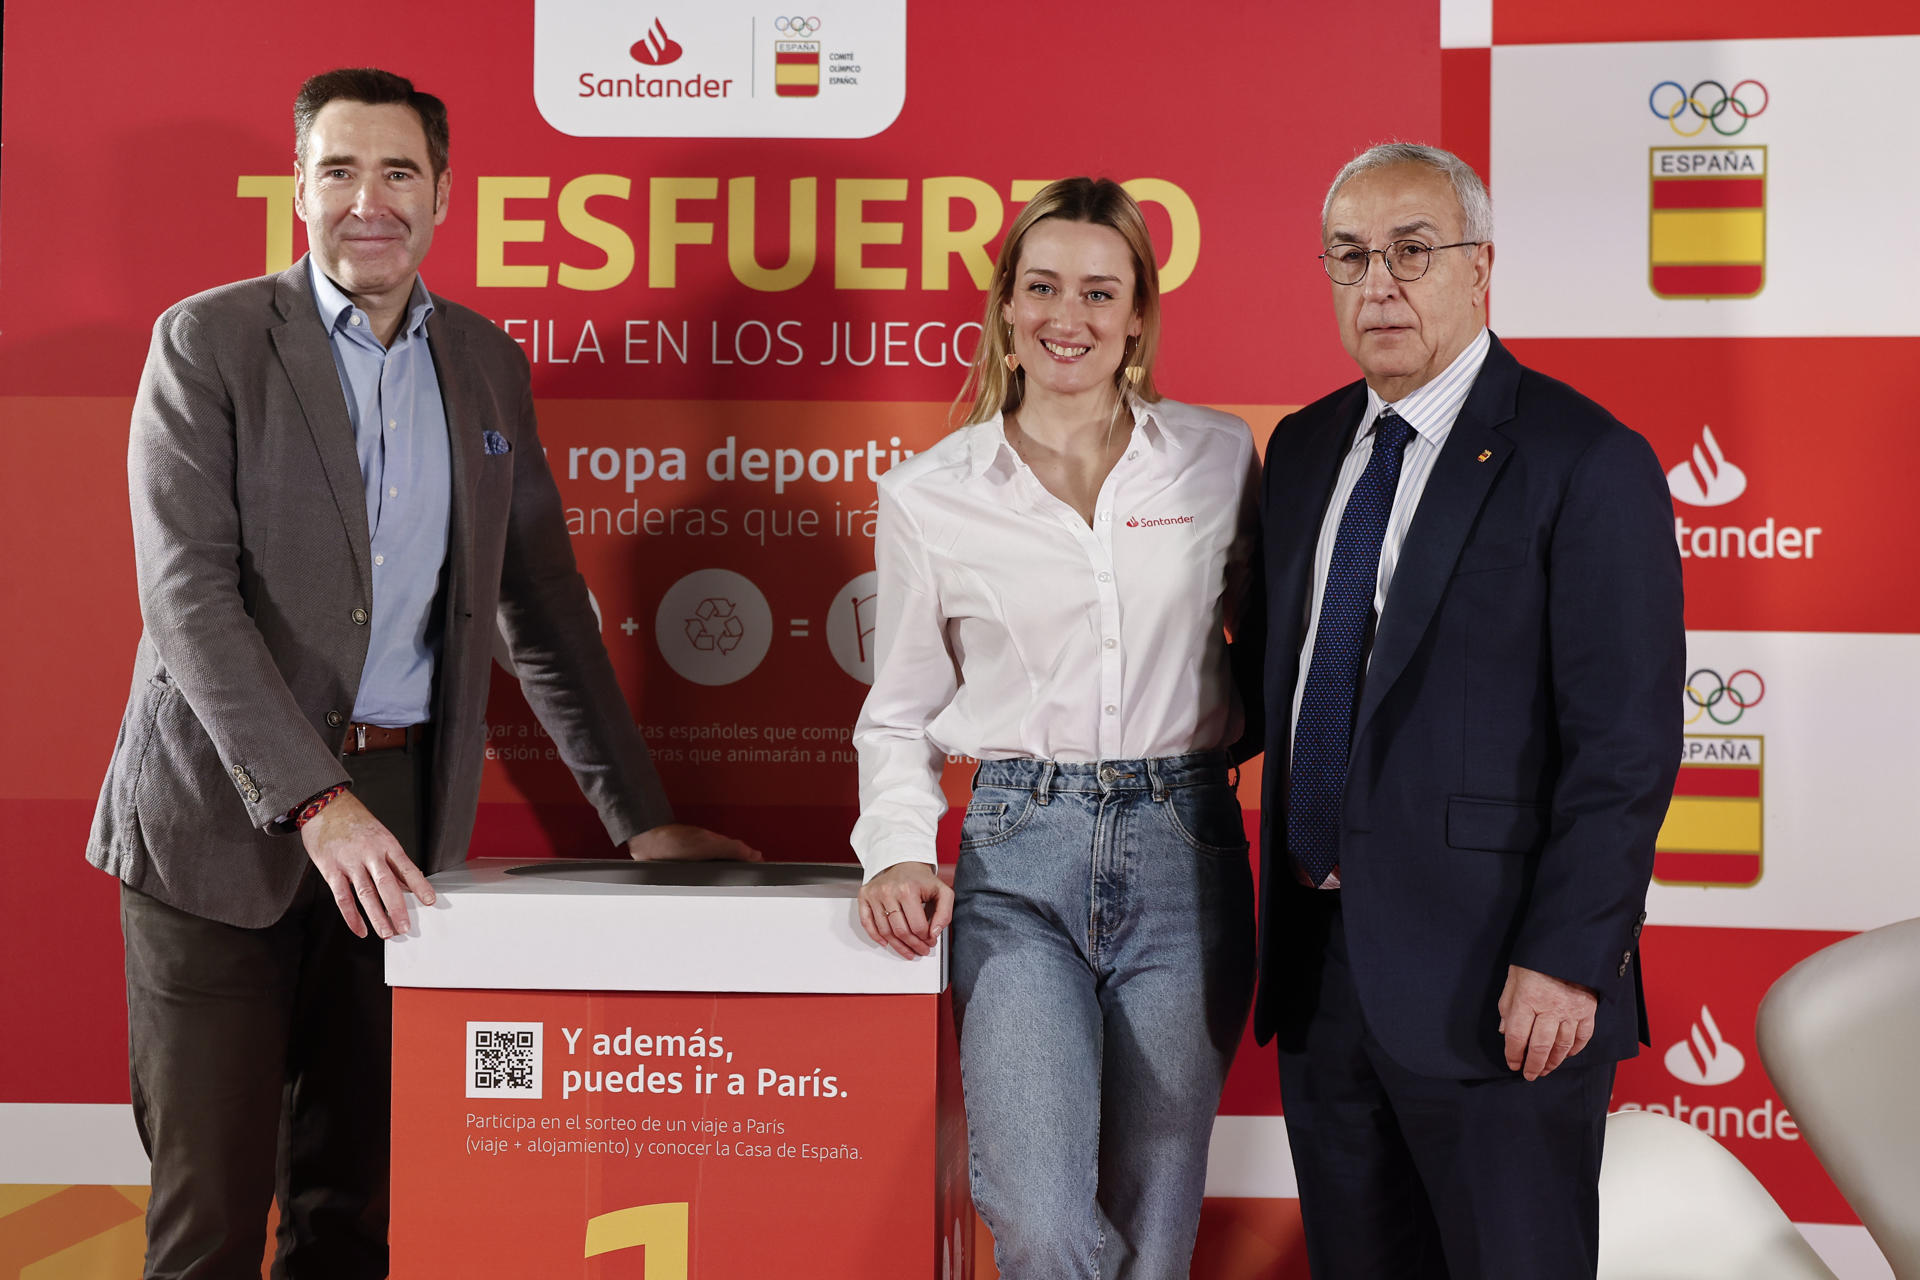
1249;334;1684;1079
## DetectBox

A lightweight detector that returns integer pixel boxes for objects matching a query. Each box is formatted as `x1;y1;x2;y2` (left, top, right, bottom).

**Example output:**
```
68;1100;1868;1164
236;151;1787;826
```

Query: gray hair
1321;143;1494;243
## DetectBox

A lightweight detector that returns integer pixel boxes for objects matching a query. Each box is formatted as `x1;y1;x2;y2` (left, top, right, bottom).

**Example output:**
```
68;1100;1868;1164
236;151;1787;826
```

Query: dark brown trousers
123;739;429;1280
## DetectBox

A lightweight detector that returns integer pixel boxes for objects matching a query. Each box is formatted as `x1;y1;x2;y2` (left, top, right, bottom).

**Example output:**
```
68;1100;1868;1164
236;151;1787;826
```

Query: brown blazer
87;257;670;927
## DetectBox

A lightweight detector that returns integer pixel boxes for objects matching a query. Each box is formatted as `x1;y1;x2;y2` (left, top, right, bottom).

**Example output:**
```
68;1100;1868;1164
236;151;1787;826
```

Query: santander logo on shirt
1125;514;1195;529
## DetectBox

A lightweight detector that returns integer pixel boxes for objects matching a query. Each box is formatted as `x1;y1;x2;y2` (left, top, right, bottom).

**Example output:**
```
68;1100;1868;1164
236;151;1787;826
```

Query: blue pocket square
482;430;511;456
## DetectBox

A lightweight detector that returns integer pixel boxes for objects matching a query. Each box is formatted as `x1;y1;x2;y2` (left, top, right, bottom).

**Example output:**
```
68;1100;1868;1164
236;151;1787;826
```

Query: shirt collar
308;255;436;341
1358;325;1491;450
964;394;1171;481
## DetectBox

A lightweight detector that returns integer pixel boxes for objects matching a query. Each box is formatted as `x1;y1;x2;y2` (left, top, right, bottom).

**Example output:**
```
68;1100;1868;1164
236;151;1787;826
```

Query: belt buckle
355;724;368;753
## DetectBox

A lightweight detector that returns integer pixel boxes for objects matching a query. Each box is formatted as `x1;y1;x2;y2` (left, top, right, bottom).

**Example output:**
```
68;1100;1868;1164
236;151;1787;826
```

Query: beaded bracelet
293;783;350;828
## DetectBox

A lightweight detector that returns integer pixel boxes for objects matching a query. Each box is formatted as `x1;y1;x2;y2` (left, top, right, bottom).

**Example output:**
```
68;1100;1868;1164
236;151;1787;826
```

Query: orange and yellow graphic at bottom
0;1183;1315;1279
0;1184;284;1279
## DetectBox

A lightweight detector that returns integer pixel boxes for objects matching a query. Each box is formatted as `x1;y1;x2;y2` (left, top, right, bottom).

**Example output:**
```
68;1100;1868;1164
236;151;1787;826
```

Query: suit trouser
1275;892;1613;1280
122;737;429;1280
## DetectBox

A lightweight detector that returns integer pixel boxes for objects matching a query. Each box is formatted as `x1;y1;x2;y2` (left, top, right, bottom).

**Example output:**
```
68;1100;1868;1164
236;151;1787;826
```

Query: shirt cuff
858;845;939;884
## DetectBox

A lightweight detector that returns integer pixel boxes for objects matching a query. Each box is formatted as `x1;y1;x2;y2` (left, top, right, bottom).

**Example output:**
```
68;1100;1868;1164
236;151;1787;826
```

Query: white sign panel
1491;36;1920;337
534;0;906;138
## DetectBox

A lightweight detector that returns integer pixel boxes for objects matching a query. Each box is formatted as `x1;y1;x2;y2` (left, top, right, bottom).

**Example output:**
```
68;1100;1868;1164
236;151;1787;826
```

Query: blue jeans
951;752;1255;1280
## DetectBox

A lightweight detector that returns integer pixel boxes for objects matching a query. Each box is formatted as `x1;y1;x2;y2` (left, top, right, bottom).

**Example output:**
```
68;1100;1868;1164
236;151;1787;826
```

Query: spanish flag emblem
1649;147;1767;300
1655;734;1763;888
776;41;820;98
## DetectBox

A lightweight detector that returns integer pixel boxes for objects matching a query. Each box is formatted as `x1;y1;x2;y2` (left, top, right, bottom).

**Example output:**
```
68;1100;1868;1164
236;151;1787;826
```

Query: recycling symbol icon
655;570;770;686
684;597;746;654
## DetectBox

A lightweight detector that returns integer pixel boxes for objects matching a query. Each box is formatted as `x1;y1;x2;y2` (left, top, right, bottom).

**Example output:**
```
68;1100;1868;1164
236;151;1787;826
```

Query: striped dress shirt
1288;327;1492;885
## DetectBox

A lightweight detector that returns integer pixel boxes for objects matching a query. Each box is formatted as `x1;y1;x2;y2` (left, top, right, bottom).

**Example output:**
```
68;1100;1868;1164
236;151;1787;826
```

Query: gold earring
1003;324;1019;373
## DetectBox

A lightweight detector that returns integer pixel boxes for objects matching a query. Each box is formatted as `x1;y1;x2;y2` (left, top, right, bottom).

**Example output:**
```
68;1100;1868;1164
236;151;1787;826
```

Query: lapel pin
1476;449;1491;463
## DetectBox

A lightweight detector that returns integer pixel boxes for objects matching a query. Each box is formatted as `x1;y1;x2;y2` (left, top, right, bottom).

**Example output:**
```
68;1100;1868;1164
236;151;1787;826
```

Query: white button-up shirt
852;397;1260;879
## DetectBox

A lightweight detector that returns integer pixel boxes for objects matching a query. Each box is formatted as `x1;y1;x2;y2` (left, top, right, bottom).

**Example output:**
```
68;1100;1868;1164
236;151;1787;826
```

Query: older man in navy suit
1250;143;1684;1277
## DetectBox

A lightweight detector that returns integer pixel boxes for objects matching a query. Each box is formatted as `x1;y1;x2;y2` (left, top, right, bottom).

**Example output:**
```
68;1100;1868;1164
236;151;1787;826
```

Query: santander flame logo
1663;1005;1747;1086
1666;424;1748;507
630;18;684;66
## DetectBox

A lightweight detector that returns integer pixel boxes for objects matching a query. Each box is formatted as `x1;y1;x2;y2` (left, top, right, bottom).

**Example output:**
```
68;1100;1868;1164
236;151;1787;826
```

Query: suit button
351;607;369;625
1618;950;1633;977
326;710;344;728
1632;920;1643;938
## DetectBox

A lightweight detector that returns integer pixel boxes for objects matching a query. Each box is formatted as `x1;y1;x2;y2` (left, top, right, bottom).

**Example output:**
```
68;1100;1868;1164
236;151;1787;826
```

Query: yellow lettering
237;176;296;275
649;178;718;288
584;1201;689;1273
477;177;551;287
556;174;634;292
921;177;1002;290
727;176;817;293
834;178;908;289
1010;179;1052;205
1125;178;1200;292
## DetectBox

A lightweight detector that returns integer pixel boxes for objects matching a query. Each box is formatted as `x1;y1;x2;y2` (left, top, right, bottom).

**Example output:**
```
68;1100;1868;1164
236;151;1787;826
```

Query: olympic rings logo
774;15;821;33
1649;80;1769;137
1684;668;1766;725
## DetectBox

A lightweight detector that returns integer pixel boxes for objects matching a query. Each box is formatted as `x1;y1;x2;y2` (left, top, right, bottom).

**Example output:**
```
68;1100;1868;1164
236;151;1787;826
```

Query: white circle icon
655;569;772;686
826;571;880;685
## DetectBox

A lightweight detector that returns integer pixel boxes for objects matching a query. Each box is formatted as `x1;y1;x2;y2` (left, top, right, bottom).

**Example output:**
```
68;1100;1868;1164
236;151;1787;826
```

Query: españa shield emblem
775;40;821;97
1649;146;1766;299
1645;81;1770;300
1655;733;1763;888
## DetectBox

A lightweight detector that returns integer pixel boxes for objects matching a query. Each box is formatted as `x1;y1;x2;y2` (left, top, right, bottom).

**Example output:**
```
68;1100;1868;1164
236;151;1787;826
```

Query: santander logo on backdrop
1666;424;1747;507
1614;980;1801;1147
1663;1005;1747;1086
1664;425;1822;561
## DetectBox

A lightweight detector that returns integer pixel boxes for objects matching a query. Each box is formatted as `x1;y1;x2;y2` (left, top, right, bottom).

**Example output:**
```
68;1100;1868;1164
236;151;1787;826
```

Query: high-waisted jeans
951;752;1255;1280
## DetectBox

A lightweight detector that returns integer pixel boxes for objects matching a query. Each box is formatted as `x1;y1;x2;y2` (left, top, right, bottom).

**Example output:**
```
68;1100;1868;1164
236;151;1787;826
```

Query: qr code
466;1021;542;1099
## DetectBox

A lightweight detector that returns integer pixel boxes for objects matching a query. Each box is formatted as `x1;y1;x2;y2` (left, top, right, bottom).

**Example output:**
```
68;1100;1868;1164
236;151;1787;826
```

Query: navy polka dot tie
1288;410;1415;887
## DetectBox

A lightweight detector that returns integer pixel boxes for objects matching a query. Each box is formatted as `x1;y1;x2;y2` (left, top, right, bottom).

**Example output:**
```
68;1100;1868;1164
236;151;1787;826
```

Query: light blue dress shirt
309;258;452;726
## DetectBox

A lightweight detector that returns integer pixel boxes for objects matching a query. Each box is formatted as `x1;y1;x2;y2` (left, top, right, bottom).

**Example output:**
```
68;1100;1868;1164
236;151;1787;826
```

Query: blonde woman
851;178;1259;1277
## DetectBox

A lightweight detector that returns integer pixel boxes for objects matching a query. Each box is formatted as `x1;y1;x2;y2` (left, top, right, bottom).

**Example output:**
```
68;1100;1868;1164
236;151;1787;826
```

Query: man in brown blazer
86;68;753;1279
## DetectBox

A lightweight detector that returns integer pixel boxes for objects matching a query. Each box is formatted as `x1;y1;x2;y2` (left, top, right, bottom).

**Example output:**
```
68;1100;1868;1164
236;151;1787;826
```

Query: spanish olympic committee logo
772;14;822;98
1648;79;1769;301
1656;669;1766;889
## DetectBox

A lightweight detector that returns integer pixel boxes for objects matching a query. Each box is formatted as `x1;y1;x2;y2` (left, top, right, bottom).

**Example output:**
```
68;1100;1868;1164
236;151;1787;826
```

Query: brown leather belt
342;722;429;755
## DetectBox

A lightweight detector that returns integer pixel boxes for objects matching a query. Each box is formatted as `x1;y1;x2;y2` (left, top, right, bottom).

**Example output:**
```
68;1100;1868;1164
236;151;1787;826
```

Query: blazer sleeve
492;367;674;845
128;306;348;828
1509;424;1684;990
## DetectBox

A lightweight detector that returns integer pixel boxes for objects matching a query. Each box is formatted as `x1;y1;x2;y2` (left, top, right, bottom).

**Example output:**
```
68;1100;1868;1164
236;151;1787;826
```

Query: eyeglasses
1318;240;1484;285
